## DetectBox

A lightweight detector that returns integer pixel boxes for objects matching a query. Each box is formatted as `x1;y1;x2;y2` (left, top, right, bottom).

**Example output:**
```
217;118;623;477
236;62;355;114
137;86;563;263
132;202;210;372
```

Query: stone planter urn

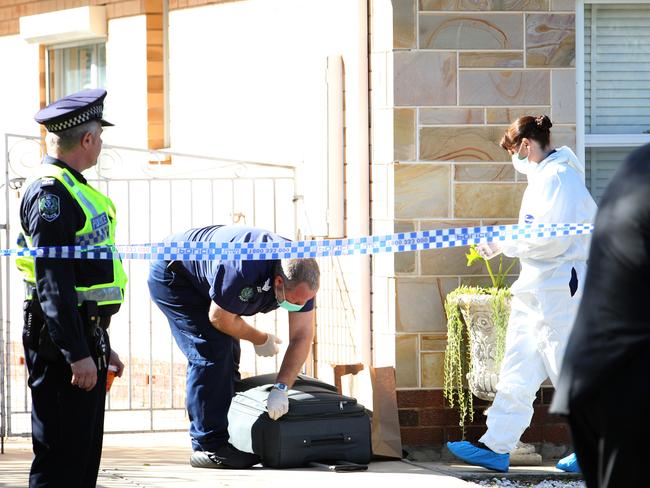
455;294;507;401
455;293;541;465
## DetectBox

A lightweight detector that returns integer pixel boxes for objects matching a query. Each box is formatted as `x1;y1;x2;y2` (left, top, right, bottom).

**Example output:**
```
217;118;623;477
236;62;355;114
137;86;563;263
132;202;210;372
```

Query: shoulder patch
38;194;60;222
238;287;255;302
40;178;55;187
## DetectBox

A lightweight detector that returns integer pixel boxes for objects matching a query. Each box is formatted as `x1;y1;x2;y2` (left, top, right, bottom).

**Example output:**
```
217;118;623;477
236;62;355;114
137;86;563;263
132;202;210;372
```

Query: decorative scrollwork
458;295;510;401
7;136;42;178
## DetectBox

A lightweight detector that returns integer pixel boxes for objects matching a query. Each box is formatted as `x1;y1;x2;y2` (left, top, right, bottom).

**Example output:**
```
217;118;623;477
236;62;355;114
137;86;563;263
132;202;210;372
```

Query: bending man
147;225;319;469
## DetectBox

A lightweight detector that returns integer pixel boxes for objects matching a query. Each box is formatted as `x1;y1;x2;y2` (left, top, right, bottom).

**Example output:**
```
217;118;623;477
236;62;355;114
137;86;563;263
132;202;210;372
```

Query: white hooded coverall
479;146;597;454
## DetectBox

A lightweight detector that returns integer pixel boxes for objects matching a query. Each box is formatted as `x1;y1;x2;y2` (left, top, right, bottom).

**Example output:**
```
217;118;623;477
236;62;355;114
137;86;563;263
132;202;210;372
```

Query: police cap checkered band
44;104;104;132
35;88;114;132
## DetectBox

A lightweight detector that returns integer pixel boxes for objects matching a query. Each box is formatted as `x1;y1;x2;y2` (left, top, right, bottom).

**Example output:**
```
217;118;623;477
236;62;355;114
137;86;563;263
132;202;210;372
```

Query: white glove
476;242;502;260
254;333;282;357
267;388;289;420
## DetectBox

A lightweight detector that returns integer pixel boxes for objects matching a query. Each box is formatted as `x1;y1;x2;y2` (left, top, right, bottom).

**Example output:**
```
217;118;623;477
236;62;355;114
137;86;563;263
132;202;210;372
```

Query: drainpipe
356;0;372;367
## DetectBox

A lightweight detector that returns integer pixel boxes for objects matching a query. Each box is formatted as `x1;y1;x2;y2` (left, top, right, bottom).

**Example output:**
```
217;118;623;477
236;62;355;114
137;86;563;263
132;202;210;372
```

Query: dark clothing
552;143;650;412
24;314;110;488
551;143;650;487
166;225;314;315
148;260;238;451
20;156;118;363
568;352;650;488
20;156;120;488
148;225;313;451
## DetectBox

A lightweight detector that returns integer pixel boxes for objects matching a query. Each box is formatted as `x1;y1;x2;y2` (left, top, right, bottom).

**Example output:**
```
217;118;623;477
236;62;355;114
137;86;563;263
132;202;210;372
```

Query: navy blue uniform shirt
167;226;314;316
20;156;119;364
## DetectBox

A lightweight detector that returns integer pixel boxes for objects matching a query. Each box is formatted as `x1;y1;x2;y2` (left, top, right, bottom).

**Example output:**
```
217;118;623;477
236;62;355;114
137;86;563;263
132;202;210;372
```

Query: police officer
18;89;128;487
147;225;320;469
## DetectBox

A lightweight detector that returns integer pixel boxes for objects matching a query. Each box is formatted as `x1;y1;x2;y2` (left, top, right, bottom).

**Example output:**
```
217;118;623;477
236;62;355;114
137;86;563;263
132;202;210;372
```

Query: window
580;2;650;202
47;43;106;102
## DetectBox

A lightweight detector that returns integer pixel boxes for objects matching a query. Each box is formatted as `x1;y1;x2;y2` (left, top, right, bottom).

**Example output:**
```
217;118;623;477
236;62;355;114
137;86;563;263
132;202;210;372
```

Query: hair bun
535;115;553;130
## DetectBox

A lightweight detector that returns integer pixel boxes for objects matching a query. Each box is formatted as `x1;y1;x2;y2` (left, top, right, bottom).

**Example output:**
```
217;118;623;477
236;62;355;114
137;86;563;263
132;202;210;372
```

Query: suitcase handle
303;433;352;447
309;461;369;472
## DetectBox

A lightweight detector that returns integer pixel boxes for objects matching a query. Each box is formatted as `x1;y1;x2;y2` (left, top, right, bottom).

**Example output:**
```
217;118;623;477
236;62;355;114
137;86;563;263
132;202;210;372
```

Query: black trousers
23;316;110;488
148;260;241;452
568;355;650;488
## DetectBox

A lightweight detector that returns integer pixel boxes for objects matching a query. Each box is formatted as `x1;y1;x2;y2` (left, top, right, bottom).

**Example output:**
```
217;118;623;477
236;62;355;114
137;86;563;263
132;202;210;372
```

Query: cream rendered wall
0;36;40;140
168;0;370;379
168;0;363;239
370;0;397;368
103;15;148;150
100;16;154;368
0;35;41;370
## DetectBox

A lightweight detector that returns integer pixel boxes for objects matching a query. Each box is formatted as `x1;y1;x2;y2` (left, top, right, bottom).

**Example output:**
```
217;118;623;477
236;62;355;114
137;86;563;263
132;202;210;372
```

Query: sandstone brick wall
389;0;577;447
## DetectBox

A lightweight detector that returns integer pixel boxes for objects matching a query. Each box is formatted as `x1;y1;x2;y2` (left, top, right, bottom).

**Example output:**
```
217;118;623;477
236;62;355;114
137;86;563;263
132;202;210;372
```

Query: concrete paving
0;433;584;487
413;461;582;484
1;432;479;488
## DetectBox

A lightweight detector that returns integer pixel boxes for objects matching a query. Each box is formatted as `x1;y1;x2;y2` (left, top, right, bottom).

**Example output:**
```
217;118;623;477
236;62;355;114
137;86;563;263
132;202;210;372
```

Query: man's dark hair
276;258;320;291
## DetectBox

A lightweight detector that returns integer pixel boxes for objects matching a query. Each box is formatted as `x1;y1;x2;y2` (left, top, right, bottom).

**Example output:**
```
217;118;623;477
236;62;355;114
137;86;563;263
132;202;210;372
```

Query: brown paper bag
339;366;403;459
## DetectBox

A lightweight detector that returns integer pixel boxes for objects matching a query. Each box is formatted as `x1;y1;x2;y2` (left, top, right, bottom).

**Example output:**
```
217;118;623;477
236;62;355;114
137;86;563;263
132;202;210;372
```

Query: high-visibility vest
16;164;127;306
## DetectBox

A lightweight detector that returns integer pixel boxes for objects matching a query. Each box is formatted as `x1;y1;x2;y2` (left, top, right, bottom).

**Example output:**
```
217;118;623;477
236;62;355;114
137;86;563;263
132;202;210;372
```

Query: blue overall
147;225;313;452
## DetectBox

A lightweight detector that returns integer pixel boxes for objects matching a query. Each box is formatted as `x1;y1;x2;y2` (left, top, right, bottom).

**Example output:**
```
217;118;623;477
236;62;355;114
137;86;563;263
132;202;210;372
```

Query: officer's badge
239;287;254;302
38;194;60;222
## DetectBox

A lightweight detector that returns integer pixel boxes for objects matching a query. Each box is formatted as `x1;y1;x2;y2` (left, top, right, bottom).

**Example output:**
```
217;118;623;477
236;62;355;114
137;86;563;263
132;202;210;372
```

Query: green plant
443;247;515;432
443;285;475;431
465;245;516;290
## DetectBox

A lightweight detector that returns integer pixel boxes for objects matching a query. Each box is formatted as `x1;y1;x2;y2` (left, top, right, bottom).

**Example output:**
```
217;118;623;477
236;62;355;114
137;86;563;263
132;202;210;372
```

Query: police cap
35;88;114;133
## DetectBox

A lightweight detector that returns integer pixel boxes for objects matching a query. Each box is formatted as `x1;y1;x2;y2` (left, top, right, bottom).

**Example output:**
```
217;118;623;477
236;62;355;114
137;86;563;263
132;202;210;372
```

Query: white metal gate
0;134;300;444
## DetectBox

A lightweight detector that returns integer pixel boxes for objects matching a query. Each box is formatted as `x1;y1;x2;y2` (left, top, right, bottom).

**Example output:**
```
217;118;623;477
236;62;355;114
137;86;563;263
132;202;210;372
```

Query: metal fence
0;133;364;450
313;256;360;380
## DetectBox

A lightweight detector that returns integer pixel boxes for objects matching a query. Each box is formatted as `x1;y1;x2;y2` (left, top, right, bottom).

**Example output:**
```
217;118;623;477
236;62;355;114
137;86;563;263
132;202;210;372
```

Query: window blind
585;147;634;202
585;4;650;135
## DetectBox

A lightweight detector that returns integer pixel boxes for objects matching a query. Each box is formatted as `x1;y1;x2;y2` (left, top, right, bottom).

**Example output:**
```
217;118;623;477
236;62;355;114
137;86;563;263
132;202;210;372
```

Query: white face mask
511;153;532;174
511;145;533;175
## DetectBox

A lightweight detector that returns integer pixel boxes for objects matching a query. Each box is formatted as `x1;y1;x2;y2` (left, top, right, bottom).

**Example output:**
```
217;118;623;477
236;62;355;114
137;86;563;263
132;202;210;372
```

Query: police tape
5;223;594;261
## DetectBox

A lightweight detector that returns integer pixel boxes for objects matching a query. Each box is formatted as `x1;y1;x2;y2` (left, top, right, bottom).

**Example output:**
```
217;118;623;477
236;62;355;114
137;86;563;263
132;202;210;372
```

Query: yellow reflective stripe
17;165;127;304
76;287;123;305
61;172;99;217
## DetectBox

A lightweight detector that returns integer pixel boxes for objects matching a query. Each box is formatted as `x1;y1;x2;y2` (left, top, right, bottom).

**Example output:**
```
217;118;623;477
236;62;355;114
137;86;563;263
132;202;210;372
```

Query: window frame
576;0;650;162
45;40;107;105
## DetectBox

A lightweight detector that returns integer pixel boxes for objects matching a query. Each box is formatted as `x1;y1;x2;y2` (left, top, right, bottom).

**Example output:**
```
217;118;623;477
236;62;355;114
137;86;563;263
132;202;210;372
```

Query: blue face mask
277;283;304;312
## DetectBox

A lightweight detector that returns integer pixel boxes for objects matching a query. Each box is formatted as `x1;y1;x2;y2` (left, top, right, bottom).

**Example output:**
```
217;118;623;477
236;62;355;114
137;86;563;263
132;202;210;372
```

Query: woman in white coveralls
447;115;597;473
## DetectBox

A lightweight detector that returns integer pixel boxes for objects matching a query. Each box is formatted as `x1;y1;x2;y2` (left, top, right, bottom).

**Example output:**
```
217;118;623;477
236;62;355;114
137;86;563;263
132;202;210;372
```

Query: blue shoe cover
446;441;509;473
556;452;580;473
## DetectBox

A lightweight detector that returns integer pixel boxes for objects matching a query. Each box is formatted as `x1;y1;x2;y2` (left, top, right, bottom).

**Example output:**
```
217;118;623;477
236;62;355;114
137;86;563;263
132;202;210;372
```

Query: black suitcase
228;374;372;468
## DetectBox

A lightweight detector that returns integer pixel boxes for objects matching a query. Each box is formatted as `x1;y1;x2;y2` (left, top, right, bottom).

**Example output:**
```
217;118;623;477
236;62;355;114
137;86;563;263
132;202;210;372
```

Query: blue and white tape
5;223;593;261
